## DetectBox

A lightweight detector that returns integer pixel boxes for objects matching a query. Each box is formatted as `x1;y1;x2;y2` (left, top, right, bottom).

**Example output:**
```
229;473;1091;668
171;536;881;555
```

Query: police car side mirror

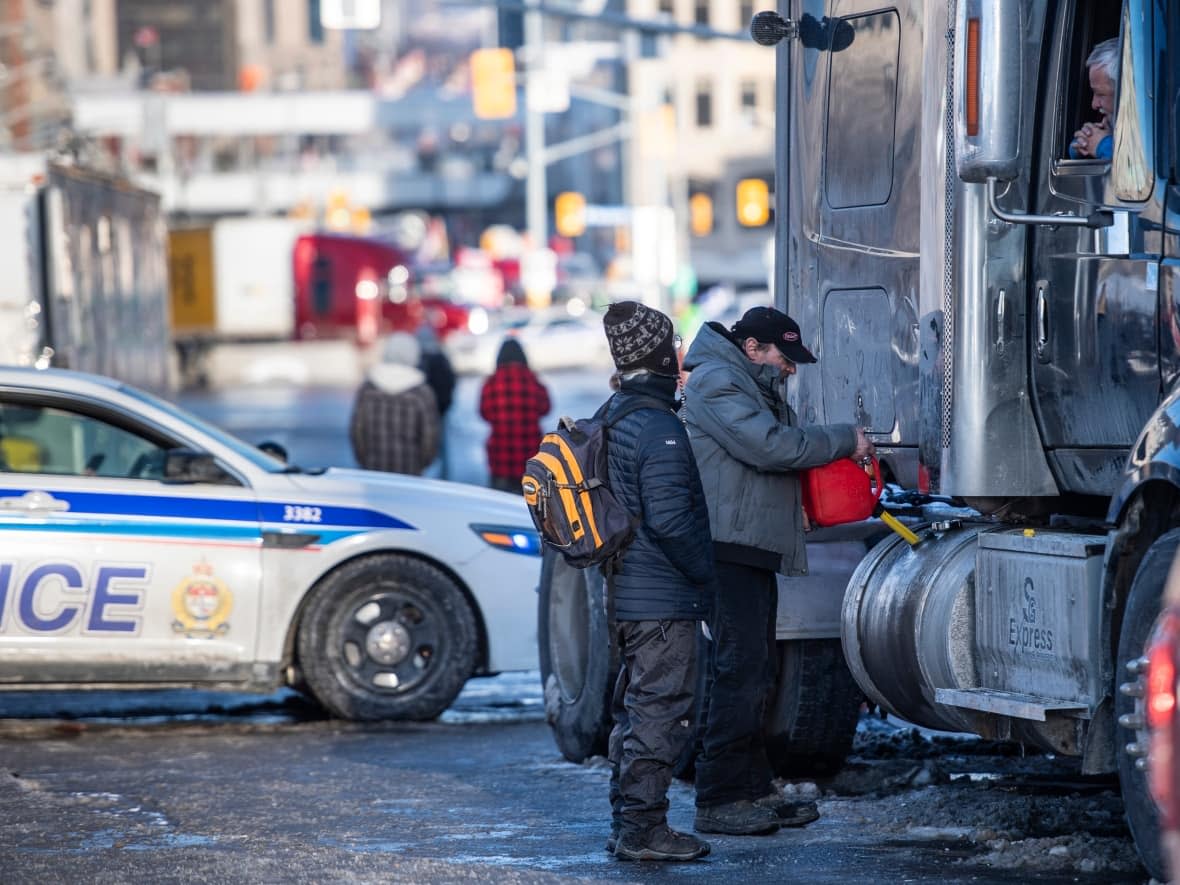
257;440;289;463
162;449;235;485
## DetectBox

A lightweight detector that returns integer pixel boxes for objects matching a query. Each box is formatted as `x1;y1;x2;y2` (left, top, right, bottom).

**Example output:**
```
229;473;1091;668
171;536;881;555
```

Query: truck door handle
1035;285;1049;360
0;490;70;513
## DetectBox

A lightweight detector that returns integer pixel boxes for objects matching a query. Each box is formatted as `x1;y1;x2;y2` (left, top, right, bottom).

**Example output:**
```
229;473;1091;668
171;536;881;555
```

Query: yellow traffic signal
689;193;713;237
555;191;586;238
471;48;517;120
736;178;770;227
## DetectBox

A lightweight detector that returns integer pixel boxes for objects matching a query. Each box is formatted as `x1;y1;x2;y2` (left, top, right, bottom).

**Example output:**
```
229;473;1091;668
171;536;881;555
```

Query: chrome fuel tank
841;525;985;733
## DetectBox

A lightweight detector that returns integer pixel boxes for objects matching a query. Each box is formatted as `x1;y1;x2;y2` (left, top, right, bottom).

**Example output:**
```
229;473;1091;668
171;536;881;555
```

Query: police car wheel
297;553;479;721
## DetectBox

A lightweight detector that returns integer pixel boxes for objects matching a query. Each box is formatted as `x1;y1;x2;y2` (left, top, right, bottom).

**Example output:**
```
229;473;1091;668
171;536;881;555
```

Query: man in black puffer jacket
600;301;716;863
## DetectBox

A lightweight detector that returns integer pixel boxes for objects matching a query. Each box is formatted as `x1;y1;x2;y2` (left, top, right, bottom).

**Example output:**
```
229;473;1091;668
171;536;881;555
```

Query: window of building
264;0;276;45
740;79;757;120
824;10;899;208
694;1;709;27
658;0;675;16
695;80;713;128
739;1;755;28
308;0;324;44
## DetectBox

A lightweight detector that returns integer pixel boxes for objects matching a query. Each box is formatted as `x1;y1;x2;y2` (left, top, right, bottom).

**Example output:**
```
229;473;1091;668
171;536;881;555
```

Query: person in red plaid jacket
479;338;551;492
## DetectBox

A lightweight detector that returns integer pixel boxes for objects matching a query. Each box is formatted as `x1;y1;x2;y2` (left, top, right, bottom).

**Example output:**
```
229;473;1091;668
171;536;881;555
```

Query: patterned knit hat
602;301;678;376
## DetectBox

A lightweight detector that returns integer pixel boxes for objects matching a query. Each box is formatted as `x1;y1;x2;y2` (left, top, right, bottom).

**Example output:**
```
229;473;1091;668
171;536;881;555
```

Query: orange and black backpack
521;395;664;569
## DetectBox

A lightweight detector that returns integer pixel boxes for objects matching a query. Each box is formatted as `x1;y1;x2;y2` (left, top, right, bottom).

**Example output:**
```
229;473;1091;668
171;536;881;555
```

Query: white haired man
1070;37;1118;160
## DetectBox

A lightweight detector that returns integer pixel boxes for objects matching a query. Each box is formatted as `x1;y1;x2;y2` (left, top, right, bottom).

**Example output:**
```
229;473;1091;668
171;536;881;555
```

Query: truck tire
297;553;478;721
538;550;616;762
764;638;864;775
676;636;863;781
1115;528;1178;883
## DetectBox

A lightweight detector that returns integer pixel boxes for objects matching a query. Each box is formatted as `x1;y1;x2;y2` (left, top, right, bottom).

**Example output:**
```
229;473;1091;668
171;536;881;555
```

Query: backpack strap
601;394;671;428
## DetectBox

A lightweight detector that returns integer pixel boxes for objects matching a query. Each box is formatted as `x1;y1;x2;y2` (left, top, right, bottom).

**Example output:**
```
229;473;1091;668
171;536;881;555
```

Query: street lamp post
523;0;547;249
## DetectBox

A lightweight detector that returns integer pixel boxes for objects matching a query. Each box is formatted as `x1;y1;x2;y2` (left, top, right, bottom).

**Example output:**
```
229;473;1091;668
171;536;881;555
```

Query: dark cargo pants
608;619;698;840
694;560;778;807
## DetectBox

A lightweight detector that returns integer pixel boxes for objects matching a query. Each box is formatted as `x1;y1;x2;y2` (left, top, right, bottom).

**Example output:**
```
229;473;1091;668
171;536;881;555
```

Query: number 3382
283;505;322;523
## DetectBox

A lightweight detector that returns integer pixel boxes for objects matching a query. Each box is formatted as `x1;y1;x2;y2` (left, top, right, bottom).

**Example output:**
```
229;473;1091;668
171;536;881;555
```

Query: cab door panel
1027;1;1161;492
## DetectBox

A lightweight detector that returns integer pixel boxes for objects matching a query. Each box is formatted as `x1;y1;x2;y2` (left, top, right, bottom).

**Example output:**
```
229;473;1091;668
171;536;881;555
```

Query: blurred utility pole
523;0;546;249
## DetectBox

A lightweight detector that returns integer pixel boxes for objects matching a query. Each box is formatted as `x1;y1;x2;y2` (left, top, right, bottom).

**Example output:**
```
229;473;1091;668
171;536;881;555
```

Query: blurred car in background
552;252;604;308
444;306;612;376
413;261;488;341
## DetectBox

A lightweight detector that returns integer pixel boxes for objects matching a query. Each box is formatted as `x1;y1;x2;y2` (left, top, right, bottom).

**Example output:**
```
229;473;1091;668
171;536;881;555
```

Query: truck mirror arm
986;177;1113;230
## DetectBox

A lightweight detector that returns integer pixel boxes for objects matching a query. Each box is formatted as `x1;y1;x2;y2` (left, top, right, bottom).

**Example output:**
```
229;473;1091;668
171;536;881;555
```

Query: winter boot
614;824;711;861
754;792;820;828
694;799;780;836
605;823;619;854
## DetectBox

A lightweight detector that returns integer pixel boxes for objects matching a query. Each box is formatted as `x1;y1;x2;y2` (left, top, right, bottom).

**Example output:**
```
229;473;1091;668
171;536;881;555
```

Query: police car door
0;392;262;685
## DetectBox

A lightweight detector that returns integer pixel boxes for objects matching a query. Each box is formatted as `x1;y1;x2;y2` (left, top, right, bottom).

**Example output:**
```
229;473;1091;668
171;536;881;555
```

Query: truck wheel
675;636;861;781
297;553;478;721
765;638;864;775
1115;528;1179;883
538;550;616;762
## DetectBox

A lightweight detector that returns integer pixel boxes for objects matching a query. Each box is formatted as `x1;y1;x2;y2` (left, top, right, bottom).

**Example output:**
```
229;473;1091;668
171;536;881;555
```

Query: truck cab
758;0;1177;876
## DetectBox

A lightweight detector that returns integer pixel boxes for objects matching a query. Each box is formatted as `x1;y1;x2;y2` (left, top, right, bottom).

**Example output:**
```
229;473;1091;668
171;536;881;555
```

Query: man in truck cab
681;307;873;837
1070;37;1119;160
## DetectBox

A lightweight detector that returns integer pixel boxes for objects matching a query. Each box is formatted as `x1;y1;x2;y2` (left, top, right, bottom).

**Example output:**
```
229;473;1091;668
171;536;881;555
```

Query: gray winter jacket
681;322;858;576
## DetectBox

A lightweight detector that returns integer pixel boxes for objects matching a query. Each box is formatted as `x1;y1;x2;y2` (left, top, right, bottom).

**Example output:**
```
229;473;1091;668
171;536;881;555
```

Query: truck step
934;687;1088;721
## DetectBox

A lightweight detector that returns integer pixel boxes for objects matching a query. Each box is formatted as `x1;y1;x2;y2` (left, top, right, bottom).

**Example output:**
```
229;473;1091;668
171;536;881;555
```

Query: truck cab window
1059;1;1120;165
824;10;899;209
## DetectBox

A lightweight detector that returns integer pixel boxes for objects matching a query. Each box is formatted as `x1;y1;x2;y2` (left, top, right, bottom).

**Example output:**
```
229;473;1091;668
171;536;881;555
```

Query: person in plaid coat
479;338;551;492
349;332;440;475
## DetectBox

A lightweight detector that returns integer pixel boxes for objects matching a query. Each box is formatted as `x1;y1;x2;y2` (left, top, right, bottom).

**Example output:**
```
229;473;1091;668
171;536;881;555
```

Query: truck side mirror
953;0;1024;183
1108;0;1156;203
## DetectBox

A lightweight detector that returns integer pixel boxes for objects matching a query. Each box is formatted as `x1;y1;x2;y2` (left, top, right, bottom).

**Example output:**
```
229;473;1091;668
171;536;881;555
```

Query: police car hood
284;468;530;522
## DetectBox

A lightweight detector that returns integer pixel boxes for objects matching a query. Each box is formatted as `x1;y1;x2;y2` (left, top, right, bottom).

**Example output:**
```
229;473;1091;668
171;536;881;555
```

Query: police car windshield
119;384;300;473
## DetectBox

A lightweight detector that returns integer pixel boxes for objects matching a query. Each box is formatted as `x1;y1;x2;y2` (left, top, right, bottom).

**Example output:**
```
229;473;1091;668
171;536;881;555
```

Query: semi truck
168;217;308;387
0;158;171;394
539;0;1177;877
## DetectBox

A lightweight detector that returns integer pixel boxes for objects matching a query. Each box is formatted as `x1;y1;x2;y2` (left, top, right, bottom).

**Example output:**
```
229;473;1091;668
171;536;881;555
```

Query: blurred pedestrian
478;338;550;492
349;332;440;475
416;325;457;478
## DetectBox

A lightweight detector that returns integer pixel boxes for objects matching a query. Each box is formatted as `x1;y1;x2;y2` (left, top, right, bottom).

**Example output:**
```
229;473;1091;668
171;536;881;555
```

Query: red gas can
801;456;882;527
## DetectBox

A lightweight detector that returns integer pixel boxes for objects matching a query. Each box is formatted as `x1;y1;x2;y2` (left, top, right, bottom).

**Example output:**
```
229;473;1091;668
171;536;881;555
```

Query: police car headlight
470;524;542;556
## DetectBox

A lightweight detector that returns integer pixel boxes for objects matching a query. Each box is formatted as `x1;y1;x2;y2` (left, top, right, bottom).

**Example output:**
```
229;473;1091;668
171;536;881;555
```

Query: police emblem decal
171;561;233;638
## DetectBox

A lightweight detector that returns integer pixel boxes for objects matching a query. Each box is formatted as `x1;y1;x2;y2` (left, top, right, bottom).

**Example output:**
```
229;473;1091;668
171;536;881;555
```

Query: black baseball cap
731;306;817;364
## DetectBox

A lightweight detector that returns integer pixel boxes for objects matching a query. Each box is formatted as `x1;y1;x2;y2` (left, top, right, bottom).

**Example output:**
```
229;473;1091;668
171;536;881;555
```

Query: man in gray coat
681;306;873;836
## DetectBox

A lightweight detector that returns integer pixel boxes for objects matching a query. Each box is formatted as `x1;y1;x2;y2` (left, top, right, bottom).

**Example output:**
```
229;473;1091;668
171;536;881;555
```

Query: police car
0;367;541;721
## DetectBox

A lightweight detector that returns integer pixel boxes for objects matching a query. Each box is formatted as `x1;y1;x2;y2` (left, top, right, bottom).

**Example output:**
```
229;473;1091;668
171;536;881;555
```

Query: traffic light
555;191;586;238
736;178;770;227
689;192;713;236
470;48;517;120
497;8;524;49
